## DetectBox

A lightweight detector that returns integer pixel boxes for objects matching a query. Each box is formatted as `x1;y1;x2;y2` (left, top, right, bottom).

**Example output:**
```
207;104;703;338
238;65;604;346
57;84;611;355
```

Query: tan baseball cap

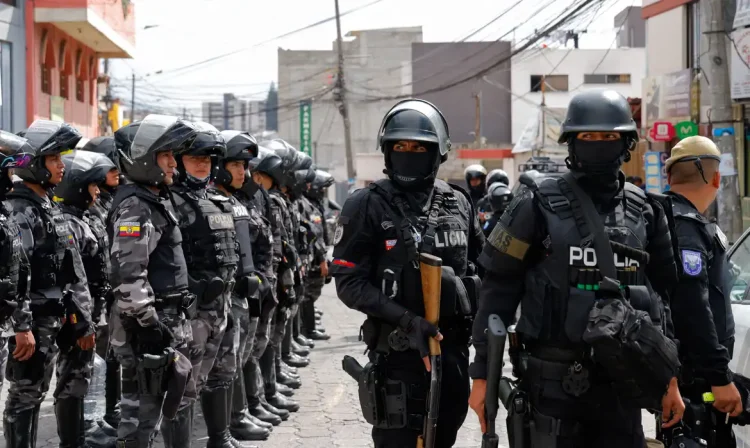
645;438;664;448
665;135;721;173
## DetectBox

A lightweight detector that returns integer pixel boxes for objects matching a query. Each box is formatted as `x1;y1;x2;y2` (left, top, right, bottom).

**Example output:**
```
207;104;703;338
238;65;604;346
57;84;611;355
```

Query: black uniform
471;90;680;448
666;191;736;445
333;98;484;448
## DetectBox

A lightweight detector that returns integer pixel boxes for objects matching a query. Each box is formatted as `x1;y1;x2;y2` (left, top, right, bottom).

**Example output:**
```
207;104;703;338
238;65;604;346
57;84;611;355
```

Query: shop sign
643;69;692;128
731;28;750;100
675;121;698;139
649;121;675;141
644;151;669;194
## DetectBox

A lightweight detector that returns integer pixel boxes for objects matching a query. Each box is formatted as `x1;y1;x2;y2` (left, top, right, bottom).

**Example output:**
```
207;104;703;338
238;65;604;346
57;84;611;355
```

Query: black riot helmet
83;136;120;171
252;146;286;188
486;169;510;191
306;169;334;200
487;182;513;214
291;152;315;195
262;139;300;188
56;150;115;209
215;130;258;192
0;131;35;197
16;120;82;186
464;164;487;198
117;114;198;186
378;99;451;189
174;121;226;189
558;89;639;178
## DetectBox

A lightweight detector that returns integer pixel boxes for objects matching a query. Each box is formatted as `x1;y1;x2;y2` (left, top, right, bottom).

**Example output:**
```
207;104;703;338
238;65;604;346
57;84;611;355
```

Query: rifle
417;253;442;448
482;314;508;448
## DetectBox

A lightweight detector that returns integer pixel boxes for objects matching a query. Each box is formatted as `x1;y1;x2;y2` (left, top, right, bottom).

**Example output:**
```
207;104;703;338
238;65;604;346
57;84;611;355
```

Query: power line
150;0;387;81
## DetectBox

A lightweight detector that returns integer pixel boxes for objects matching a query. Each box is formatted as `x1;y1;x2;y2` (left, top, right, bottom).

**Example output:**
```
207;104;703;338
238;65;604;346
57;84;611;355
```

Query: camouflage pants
251;275;277;360
231;300;259;371
187;301;237;397
0;336;7;403
109;307;194;445
5;316;92;414
304;277;325;303
269;306;291;353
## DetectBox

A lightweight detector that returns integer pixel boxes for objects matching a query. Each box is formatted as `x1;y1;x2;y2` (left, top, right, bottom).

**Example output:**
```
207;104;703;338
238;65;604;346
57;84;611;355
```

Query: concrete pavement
0;282;656;447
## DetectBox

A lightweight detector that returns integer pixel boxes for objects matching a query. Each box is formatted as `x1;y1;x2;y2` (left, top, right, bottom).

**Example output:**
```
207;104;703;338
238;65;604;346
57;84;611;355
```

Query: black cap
558;89;638;143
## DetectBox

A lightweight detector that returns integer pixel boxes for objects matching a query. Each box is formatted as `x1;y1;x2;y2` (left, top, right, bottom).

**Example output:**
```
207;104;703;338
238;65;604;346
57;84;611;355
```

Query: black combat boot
244;360;281;426
290;339;310;357
228;377;269;441
266;393;299;413
201;388;256;448
276;370;302;389
55;397;91;448
4;408;35;448
294;334;315;349
160;404;193;448
281;352;309;368
279;359;299;376
103;359;121;428
259;352;290;421
275;382;295;396
305;329;330;341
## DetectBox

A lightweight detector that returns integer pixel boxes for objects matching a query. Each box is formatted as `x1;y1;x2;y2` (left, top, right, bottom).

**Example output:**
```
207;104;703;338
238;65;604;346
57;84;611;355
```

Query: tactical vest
243;190;273;272
8;189;78;291
79;209;111;289
672;200;735;352
367;179;472;321
0;203;23;299
516;178;659;346
301;196;325;247
228;194;255;278
109;184;188;295
173;189;238;279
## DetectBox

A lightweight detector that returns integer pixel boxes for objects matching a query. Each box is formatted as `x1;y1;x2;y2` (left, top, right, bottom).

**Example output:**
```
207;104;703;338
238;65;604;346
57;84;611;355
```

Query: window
89;56;96;105
75;50;85;102
0;0;17;6
59;41;70;100
584;74;632;84
40;31;53;95
529;74;569;92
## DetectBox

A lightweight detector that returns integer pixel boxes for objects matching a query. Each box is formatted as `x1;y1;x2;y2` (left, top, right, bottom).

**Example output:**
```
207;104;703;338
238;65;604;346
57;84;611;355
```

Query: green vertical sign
299;100;312;156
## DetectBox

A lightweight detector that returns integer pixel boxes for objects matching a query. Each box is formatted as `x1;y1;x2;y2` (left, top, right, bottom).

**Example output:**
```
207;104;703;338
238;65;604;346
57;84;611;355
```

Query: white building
511;48;646;145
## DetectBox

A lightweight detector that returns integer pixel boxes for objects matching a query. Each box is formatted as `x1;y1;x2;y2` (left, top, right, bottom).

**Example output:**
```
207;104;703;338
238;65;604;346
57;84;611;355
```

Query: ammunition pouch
136;347;176;396
625;285;663;329
235;274;260;299
6;329;47;383
461;275;481;315
190;276;227;305
582;296;680;409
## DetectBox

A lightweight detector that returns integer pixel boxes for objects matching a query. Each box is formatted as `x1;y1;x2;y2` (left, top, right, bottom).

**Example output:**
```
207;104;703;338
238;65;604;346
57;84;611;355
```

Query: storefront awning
35;7;135;59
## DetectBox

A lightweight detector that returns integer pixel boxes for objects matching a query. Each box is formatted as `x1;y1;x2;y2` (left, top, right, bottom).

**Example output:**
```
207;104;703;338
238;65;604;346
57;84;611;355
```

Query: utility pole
130;72;135;123
534;75;546;158
702;0;743;241
473;91;482;146
101;59;112;135
333;0;355;185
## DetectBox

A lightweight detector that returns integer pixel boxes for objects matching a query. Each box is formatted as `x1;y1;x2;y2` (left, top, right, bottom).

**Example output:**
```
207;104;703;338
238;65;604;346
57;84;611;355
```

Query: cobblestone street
0;282;656;447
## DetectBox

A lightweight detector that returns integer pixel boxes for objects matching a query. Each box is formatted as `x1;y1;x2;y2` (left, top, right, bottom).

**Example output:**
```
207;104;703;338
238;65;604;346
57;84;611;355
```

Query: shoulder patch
681;249;703;276
487;224;529;260
333;223;344;245
118;221;141;237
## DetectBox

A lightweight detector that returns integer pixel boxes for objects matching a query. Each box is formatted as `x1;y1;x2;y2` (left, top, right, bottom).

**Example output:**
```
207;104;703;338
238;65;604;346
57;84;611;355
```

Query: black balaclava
386;142;440;192
567;137;630;203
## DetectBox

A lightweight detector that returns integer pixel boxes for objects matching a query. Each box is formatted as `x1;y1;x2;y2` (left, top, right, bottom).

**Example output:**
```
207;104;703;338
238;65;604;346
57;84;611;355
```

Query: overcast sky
110;0;643;116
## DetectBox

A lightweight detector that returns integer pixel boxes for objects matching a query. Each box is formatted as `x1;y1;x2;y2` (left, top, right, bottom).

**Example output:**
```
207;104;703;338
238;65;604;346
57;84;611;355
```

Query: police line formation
0;88;741;448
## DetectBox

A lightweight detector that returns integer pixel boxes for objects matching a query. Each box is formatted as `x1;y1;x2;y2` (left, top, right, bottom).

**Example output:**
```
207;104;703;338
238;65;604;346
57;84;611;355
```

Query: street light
143;25;160;30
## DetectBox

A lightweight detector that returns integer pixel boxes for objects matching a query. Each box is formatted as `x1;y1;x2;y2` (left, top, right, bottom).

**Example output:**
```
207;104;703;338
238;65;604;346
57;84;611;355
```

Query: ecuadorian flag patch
118;221;141;237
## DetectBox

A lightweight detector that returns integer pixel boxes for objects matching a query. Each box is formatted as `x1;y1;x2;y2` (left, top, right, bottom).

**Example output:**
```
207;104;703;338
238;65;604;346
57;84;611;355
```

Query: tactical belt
30;301;65;318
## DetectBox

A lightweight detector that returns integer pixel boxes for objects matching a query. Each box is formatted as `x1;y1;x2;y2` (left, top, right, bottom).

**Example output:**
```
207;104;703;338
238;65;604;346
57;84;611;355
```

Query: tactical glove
399;311;440;359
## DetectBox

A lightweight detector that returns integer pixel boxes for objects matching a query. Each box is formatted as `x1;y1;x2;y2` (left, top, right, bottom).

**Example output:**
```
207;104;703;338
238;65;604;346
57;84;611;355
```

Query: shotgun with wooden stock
417;253;442;448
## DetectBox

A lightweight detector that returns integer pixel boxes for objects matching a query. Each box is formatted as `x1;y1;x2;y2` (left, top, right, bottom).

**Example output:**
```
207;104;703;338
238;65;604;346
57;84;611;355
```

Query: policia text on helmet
558;89;639;193
377;98;451;191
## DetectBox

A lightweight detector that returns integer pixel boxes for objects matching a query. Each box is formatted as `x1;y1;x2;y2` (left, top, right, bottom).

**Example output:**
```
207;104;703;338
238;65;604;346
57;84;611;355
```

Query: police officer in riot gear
464;164;487;205
212;130;272;442
300;169;335;341
107;115;198;447
55;149;119;447
333;99;484;448
249;146;301;414
481;182;513;237
0;131;34;437
169;122;252;448
5;121;96;448
476;169;509;222
661;136;740;447
80;136;122;431
468;89;685;447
